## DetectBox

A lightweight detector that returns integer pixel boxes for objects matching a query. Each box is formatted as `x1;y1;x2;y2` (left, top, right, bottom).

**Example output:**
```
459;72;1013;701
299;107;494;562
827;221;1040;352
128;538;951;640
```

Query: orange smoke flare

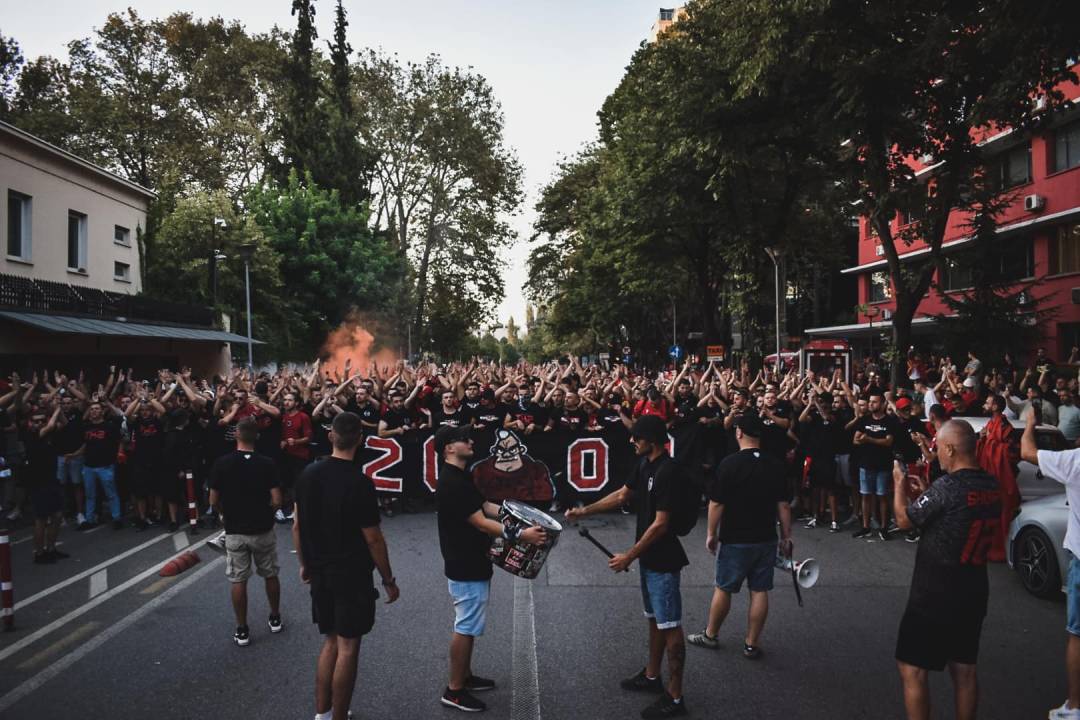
320;317;399;377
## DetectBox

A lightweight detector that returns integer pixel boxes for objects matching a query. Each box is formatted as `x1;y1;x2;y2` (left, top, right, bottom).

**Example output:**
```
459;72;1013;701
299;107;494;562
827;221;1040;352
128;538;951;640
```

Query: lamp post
237;242;256;372
764;246;783;372
208;218;227;310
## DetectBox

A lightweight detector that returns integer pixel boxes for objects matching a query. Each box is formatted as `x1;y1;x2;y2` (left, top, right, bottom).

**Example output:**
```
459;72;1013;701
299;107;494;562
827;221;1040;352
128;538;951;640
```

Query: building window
997;235;1035;282
114;261;131;282
114;225;130;246
7;190;31;260
1050;222;1080;275
1055;121;1080;173
991;142;1032;189
659;8;675;21
67;210;87;272
942;257;975;291
868;271;891;302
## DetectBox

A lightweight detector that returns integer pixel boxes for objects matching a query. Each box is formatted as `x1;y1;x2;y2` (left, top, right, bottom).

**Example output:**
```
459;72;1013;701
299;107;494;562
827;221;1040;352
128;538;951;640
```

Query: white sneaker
77;513;86;525
274;509;287;523
1050;700;1080;719
6;508;20;521
206;533;227;554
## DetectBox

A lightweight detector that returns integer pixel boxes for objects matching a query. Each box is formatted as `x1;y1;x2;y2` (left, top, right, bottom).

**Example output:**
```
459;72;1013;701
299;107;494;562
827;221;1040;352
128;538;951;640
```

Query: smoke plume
320;314;399;377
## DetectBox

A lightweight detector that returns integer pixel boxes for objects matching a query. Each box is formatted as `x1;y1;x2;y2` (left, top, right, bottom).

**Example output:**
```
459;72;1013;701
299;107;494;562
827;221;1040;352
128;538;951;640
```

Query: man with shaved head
892;419;1000;720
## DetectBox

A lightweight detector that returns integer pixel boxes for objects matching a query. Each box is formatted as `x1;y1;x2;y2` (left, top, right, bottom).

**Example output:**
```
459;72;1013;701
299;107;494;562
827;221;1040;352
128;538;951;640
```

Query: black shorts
808;457;838;490
131;464;161;497
31;483;63;519
895;609;983;670
310;573;378;639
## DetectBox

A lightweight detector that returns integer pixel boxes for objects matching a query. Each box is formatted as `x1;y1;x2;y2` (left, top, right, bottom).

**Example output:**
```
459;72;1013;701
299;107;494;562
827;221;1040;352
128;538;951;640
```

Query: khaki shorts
225;530;279;583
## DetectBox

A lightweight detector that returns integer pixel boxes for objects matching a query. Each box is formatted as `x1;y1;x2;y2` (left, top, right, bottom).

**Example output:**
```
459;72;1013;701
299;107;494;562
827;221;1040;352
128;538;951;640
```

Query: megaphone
775;556;820;590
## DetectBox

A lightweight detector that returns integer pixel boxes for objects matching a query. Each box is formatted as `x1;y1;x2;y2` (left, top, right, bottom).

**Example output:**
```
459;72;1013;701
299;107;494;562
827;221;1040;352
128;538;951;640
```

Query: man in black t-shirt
293;411;398;720
377;392;414;438
436;424;546;713
798;391;842;532
429;389;466;429
547;391;589;433
852;393;898;541
81;402;123;530
23;405;70;564
566;415;689;719
688;413;791;660
469;389;505;432
893;420;999;720
208;417;283;647
126;396;167;530
53;396;85;523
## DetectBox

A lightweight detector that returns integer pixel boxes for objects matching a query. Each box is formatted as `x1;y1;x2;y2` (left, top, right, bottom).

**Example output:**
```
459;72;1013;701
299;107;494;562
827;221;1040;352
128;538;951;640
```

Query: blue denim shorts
715;542;776;593
448;579;490;637
639;567;681;630
1068;554;1080;637
859;468;890;497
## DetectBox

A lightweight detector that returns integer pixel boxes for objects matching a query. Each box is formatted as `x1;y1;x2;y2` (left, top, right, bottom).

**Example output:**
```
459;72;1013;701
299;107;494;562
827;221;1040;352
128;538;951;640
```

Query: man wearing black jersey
798;390;841;532
429;389;466;429
469;389;505;432
548;391;590;433
349;386;382;435
460;381;483;423
893;420;999;720
377;392;414;438
126;394;167;530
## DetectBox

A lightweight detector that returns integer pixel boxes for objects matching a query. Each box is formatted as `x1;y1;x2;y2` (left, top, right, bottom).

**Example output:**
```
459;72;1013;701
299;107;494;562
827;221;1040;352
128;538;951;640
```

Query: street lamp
209;218;227;309
764;246;784;372
237;242;257;372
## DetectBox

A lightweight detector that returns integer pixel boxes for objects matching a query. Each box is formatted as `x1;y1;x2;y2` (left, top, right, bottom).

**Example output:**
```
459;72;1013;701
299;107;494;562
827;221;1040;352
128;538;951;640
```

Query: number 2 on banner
362;437;403;493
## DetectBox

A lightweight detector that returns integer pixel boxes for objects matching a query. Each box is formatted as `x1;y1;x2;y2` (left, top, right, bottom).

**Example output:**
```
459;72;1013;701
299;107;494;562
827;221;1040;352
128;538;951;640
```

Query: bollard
0;529;13;631
185;472;199;535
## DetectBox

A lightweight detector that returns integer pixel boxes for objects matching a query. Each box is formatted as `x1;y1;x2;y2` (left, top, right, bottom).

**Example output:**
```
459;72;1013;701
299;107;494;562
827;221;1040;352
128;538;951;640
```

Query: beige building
2;120;150;292
0;121;251;376
649;6;687;43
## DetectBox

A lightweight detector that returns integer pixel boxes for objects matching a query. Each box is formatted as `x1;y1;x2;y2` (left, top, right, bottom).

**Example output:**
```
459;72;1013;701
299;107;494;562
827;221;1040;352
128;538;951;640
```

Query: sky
2;0;662;333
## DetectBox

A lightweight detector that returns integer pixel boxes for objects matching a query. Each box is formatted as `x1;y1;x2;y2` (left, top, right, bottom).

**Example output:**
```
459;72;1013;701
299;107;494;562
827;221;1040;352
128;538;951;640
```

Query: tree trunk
412;217;438;347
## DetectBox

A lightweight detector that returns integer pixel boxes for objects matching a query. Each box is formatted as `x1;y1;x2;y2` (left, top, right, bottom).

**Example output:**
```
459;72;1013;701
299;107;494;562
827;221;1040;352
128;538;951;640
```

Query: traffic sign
622;346;631;356
706;344;725;361
669;345;684;360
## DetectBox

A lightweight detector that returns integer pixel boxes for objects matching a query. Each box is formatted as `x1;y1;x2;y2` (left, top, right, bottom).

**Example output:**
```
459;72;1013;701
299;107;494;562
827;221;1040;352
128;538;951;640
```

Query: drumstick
578;527;629;572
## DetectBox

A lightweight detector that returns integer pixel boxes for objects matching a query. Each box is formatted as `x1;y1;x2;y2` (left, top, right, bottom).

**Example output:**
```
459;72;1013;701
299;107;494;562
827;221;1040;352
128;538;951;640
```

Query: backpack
643;454;700;537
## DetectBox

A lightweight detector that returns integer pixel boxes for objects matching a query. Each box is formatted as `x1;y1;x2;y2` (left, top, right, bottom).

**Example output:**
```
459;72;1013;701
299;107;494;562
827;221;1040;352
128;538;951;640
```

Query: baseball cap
630;415;668;445
735;412;764;438
434;425;471;455
895;397;913;411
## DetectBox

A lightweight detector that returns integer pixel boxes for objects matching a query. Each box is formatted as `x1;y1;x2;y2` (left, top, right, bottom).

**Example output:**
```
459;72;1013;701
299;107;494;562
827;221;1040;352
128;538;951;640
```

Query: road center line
0;533;219;662
0;557;223;714
13;532;173;611
511;576;542;720
16;622;100;671
88;569;107;599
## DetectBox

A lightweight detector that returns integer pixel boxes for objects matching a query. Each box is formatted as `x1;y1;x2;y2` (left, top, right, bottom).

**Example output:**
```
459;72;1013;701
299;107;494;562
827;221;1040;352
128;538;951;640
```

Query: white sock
315;711;332;720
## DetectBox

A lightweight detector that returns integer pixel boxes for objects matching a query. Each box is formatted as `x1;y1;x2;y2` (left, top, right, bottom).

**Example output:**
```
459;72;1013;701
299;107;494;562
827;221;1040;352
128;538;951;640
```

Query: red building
807;66;1080;359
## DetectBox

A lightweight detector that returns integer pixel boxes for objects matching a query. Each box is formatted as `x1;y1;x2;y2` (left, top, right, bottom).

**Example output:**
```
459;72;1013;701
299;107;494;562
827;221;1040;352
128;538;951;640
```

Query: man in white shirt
1021;409;1080;720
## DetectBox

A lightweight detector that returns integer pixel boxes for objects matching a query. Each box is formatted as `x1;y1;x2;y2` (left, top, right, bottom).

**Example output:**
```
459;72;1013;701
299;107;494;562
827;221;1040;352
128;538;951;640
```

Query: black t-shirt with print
21;428;58;488
670;394;700;428
625;454;689;573
380;408;412;432
905;468;1000;618
55;411;84;455
295;456;381;578
508;400;546;429
83;419;122;468
759;404;791;459
208;450;280;535
431;407;466;429
130;416;165;467
552;407;590;433
853;413;899;471
471;403;506;432
801;413;841;461
437;462;493;581
709;449;788;544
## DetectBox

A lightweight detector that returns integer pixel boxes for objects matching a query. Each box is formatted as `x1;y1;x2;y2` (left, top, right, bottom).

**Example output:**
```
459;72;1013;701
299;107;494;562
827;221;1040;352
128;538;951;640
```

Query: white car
954;416;1068;500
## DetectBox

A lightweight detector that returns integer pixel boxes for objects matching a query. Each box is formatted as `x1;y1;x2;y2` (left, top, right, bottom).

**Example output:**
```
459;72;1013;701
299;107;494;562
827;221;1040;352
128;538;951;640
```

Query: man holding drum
565;415;689;719
435;424;549;713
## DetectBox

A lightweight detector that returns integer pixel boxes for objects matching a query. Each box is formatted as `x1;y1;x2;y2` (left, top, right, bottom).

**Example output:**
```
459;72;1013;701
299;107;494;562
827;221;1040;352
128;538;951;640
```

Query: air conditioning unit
875;245;884;257
1071;288;1080;305
1024;194;1045;212
1033;96;1049;113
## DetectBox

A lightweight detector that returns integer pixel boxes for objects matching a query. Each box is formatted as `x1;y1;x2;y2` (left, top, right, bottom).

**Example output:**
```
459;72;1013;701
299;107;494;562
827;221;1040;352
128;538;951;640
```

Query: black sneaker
47;548;70;560
136;518;149;532
233;625;250;646
440;687;486;712
33;551;56;564
268;614;283;633
852;527;871;539
877;528;890;542
168;521;179;533
464;675;496;692
905;530;920;543
77;521;96;531
641;692;688;719
620;668;664;694
743;643;762;660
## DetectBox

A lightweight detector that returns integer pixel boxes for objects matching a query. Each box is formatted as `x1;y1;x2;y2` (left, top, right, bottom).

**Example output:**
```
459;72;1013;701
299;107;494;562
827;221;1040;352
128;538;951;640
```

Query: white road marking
11;536;32;546
172;532;189;552
13;532;172;611
0;535;216;662
511;576;542;720
88;570;107;599
0;557;223;714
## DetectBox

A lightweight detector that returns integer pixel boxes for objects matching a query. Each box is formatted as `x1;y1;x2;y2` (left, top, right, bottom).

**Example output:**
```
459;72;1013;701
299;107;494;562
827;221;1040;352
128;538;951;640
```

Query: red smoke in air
320;315;399;377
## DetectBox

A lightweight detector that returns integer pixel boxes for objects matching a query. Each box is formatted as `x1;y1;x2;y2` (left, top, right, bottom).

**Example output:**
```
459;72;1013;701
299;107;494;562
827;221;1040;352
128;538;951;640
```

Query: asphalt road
0;506;1068;720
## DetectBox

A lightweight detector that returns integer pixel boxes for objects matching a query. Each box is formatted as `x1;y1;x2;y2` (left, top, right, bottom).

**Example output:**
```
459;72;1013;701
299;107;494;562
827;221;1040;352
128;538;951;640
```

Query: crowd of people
2;345;1079;719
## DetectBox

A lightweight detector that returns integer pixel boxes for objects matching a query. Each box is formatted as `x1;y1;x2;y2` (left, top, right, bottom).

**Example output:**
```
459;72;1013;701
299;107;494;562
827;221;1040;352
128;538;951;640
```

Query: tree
356;52;523;353
715;0;1080;385
245;170;406;358
278;0;326;186
504;316;520;346
0;32;23;116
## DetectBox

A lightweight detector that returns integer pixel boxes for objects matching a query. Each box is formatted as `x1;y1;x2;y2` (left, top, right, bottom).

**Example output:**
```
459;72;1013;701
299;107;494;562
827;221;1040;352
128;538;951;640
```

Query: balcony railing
0;272;215;327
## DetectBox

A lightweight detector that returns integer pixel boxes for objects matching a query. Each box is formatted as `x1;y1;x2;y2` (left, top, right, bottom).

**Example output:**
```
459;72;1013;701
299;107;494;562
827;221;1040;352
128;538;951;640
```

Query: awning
804;316;940;338
0;311;261;344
